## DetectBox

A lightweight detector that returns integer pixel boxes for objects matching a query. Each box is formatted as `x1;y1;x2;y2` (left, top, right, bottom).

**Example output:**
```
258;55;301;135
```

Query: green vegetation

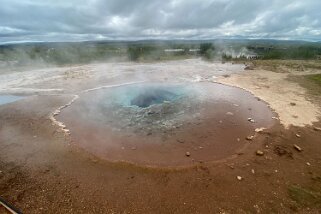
288;185;321;208
307;73;321;85
249;60;321;73
0;40;321;68
127;45;183;61
220;40;321;61
303;73;321;96
0;42;127;66
258;46;321;60
288;73;321;98
199;43;215;60
0;41;200;67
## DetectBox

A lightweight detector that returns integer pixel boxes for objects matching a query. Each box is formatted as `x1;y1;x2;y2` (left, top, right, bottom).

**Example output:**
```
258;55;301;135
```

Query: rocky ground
1;59;321;213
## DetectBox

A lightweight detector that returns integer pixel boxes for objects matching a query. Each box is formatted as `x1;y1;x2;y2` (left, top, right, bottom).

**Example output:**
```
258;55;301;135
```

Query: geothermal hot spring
58;82;275;167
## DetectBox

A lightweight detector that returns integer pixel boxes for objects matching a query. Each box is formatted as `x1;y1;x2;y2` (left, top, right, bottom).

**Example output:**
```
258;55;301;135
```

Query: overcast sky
0;0;321;43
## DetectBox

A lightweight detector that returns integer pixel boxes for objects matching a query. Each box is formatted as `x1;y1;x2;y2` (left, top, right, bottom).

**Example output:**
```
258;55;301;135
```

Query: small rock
237;176;243;181
228;165;234;169
295;133;301;138
255;127;266;133
185;152;191;157
199;146;203;149
272;116;279;120
265;155;273;160
233;104;239;107
226;112;234;116
246;135;254;141
237;138;240;142
254;204;260;212
256;150;264;156
293;144;302;152
251;169;255;174
313;127;321;131
247;118;255;123
306;162;311;166
244;65;254;70
131;147;137;150
290;102;296;106
177;139;184;143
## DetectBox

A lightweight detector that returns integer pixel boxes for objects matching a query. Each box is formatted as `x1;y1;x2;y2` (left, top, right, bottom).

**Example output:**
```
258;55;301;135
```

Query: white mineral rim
49;95;79;136
49;81;147;136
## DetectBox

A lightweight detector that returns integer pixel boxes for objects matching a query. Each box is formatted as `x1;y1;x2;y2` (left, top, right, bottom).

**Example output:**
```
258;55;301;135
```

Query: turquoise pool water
100;83;196;108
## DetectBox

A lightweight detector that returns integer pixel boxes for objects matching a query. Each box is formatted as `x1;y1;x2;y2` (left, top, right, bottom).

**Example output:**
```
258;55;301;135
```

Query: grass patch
288;185;321;207
307;74;321;86
230;60;321;73
253;60;321;73
288;74;321;97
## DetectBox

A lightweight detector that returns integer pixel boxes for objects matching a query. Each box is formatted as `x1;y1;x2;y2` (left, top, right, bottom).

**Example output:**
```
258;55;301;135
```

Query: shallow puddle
58;82;276;167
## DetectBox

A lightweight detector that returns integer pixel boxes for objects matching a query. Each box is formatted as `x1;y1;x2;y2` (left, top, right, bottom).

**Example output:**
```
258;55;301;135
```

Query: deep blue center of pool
104;84;191;108
130;88;177;108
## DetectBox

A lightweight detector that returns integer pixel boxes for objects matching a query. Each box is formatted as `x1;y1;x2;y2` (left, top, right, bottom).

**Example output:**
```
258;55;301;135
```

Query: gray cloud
0;0;320;43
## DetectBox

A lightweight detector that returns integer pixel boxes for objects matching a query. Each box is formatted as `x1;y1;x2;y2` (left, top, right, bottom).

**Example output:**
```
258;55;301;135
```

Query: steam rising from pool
108;84;193;108
130;88;177;108
57;82;276;166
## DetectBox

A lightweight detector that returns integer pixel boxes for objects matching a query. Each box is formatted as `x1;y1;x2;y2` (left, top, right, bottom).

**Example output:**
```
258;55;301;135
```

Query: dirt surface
217;69;321;127
1;59;321;213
